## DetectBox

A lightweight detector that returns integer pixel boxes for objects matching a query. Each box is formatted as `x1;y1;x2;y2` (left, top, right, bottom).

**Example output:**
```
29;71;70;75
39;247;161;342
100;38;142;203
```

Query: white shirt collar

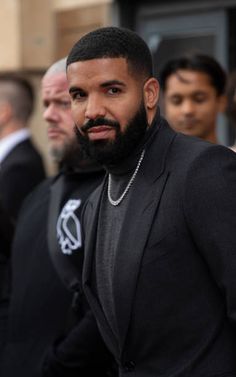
0;128;31;163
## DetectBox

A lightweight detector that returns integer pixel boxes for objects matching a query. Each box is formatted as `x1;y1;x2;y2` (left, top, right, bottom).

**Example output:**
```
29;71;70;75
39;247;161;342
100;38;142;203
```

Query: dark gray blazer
82;117;236;376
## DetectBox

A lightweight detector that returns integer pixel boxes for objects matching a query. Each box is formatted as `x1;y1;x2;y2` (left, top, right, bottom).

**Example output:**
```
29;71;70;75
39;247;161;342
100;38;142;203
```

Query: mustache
81;117;120;132
48;124;64;133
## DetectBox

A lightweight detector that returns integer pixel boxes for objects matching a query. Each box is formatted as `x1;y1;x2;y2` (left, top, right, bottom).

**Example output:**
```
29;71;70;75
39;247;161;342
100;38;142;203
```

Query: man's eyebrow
101;80;125;87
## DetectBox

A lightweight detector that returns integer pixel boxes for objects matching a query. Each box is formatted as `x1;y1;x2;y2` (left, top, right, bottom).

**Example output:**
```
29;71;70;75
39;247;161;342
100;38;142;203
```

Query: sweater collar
106;109;161;176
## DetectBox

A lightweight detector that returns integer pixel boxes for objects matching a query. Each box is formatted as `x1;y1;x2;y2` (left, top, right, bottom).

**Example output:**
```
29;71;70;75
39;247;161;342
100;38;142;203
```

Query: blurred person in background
225;70;236;151
0;75;45;362
0;75;46;221
160;54;227;143
0;58;114;377
0;199;14;355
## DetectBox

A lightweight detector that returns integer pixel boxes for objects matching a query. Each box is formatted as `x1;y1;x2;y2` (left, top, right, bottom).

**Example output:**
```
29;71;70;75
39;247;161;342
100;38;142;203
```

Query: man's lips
87;125;115;140
180;120;199;128
47;128;64;139
88;125;113;133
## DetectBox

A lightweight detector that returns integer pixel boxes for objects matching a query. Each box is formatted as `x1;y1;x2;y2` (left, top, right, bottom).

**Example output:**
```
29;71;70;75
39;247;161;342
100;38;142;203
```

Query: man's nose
43;103;60;122
181;100;195;114
84;94;106;120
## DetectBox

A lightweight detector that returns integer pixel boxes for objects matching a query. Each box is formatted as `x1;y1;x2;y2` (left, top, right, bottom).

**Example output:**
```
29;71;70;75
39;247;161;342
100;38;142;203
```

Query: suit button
123;361;135;372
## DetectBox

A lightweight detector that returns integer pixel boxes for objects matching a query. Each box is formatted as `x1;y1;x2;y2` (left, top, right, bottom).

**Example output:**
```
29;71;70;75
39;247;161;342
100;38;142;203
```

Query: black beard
74;102;148;166
50;135;91;171
63;141;88;169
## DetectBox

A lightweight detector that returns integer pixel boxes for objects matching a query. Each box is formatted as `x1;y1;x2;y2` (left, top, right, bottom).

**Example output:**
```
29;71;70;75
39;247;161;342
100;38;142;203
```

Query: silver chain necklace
107;149;145;206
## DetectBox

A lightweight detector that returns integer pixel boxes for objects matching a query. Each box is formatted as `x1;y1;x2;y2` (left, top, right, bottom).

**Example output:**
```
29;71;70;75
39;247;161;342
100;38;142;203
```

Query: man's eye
59;101;71;108
72;91;86;100
169;96;182;105
108;87;121;95
193;95;206;103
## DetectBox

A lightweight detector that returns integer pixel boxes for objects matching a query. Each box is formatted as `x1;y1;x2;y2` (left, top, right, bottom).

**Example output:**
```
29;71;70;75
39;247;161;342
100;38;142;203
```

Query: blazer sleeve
41;308;116;377
183;144;236;327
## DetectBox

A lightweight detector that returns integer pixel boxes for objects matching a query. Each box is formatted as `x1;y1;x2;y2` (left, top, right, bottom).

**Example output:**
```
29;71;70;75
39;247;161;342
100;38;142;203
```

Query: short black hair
159;54;226;96
67;26;153;79
0;74;35;123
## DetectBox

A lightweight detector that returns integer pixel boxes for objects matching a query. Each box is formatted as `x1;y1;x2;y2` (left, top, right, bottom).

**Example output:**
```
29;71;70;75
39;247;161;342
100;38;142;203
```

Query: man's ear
0;102;12;125
218;94;227;113
143;77;160;110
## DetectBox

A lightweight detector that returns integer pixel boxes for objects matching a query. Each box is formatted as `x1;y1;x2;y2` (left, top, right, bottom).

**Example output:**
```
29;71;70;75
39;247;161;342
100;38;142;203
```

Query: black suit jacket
0;138;45;361
0;138;45;220
82;117;236;376
0;168;116;377
0;200;14;354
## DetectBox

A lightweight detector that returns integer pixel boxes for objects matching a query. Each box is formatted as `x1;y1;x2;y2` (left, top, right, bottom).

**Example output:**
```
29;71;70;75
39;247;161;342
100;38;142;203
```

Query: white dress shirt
0;129;30;164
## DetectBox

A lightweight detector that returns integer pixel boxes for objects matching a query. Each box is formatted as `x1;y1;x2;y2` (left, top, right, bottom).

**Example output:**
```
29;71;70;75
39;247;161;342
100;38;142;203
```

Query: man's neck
205;130;217;144
0;121;25;140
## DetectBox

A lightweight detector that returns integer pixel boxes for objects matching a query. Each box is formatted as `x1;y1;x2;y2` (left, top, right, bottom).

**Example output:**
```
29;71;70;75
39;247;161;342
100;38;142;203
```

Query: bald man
0;59;112;377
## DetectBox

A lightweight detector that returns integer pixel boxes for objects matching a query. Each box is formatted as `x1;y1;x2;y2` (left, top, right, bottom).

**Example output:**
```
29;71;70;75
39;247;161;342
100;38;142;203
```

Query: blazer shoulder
170;133;232;164
13;138;43;159
1;138;45;175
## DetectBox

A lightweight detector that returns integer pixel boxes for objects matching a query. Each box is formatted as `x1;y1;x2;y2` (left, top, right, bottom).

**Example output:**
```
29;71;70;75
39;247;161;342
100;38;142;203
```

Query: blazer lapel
113;121;176;350
83;183;102;289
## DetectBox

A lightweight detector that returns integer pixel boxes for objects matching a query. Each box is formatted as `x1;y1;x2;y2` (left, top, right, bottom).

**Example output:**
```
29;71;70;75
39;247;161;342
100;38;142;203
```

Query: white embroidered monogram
57;199;82;254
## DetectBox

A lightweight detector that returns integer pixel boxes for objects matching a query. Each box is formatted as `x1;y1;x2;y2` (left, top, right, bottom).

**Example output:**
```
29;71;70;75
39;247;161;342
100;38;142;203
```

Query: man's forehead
67;58;128;77
42;72;69;96
42;72;68;90
67;58;134;92
168;70;211;87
